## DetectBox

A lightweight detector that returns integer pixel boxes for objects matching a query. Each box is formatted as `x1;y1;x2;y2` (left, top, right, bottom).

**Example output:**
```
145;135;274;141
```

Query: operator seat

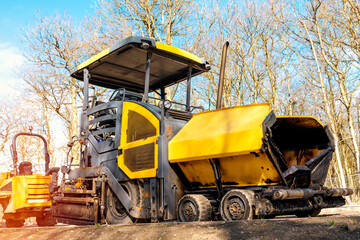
18;161;33;175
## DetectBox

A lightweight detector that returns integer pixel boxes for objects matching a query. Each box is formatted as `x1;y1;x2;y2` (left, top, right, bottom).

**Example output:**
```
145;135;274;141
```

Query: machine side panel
169;103;271;163
5;176;51;213
177;153;281;188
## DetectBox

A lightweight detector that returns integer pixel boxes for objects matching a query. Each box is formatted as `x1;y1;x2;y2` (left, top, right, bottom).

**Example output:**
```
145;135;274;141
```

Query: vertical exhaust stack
212;41;229;199
216;41;229;110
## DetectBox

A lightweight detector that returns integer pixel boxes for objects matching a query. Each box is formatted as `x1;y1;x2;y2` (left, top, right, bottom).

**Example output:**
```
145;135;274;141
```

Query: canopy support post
186;67;192;112
80;68;90;136
160;87;165;100
83;68;90;112
80;68;91;168
142;52;152;103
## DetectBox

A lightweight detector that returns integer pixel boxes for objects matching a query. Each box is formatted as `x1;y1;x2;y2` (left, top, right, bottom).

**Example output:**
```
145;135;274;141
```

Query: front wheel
177;194;212;222
220;190;254;221
36;213;56;226
104;181;143;225
6;219;24;228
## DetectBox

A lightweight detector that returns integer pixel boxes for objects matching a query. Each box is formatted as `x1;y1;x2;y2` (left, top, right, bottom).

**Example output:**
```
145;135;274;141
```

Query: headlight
163;100;171;109
158;100;172;109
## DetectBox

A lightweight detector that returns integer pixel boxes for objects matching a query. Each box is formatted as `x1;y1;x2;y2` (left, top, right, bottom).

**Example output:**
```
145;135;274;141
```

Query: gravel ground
0;206;359;240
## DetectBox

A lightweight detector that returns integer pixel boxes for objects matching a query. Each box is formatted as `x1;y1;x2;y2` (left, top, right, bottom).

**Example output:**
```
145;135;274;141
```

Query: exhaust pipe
211;42;229;199
216;41;229;110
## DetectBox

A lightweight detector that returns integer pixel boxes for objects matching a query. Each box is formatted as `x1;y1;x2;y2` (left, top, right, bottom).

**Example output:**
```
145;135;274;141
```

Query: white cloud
0;42;26;99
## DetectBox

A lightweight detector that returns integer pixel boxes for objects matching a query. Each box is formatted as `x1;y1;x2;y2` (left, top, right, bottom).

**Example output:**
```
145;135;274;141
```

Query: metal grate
127;110;156;143
124;143;155;172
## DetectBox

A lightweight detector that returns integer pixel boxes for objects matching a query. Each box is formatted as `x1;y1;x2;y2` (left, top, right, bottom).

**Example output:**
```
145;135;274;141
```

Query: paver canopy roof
71;36;210;93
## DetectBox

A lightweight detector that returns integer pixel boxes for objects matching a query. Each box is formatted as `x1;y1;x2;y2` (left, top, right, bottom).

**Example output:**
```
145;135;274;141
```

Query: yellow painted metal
0;173;12;199
75;178;82;188
3;175;51;213
169;103;272;163
0;172;11;188
118;101;160;179
77;47;110;71
155;42;203;64
178;153;281;187
168;103;284;188
168;103;329;188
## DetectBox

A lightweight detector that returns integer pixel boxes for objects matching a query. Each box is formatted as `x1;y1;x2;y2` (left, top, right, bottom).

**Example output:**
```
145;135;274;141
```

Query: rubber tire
104;181;142;225
36;213;56;227
177;194;212;222
295;209;321;218
220;190;254;221
5;219;24;228
0;203;3;225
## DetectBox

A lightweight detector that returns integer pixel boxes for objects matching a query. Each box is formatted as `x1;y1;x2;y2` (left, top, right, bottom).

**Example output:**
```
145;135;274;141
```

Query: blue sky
0;1;96;99
0;0;95;44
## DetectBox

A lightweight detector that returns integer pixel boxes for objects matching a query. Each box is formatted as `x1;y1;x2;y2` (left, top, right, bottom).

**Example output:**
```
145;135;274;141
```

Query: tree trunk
301;20;347;189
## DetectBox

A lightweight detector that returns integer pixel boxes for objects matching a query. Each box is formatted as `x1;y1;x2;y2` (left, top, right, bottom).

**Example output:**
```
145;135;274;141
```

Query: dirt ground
0;206;359;240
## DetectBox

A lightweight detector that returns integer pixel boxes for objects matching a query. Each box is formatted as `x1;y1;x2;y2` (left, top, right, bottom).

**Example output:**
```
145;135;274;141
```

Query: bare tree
270;0;360;200
96;0;196;44
95;0;200;100
193;0;294;114
0;104;24;152
0;99;55;173
21;13;92;163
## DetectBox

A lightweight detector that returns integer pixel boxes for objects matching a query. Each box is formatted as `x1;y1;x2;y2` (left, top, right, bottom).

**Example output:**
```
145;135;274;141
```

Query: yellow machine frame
0;175;52;216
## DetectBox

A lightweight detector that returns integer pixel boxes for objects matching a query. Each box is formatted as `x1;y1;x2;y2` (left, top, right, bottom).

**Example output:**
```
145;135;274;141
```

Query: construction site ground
0;205;359;240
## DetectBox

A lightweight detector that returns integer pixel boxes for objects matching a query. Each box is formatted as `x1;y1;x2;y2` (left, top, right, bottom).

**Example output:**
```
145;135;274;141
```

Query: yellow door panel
118;102;160;179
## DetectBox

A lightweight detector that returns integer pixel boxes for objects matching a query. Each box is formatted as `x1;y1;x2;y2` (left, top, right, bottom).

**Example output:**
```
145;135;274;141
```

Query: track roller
177;194;212;222
220;189;254;221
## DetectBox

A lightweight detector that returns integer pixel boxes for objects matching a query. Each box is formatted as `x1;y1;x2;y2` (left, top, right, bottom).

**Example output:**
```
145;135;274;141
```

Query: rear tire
177;194;212;222
0;203;4;225
104;181;143;225
5;219;24;228
36;213;56;226
220;190;254;221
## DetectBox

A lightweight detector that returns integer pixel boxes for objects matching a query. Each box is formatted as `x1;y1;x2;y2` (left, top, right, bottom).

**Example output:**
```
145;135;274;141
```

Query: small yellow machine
0;130;57;227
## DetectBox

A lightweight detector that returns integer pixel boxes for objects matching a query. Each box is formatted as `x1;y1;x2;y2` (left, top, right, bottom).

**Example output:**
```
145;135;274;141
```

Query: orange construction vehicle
0;130;58;227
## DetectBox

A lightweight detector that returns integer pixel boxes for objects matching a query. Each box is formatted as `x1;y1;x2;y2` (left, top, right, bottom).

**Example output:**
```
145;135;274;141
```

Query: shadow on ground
0;208;359;240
